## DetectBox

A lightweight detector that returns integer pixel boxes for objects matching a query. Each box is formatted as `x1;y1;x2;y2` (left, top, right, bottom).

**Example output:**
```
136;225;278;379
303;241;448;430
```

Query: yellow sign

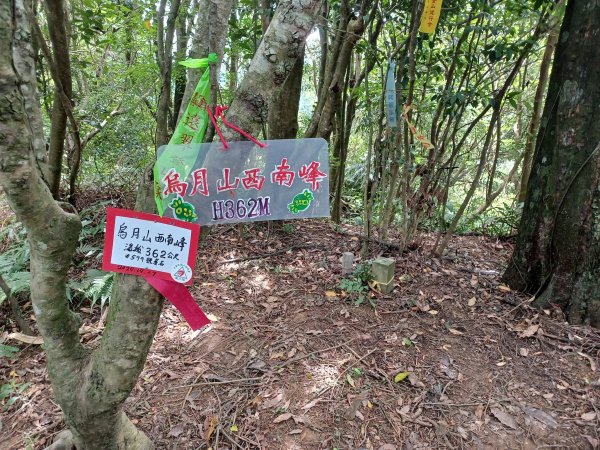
403;105;434;150
419;0;443;34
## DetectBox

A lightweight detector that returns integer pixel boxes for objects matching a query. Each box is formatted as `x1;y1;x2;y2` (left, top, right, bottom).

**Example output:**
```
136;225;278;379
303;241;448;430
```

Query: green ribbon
153;53;218;216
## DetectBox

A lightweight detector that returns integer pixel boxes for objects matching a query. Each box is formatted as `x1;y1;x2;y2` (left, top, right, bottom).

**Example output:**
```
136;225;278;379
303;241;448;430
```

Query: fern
0;344;19;359
68;269;114;310
0;272;30;305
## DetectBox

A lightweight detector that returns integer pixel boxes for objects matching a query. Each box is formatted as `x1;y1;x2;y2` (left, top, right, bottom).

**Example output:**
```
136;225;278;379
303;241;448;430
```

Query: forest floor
1;206;600;449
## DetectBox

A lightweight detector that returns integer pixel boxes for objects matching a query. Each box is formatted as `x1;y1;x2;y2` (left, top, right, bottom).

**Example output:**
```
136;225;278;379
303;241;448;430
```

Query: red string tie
206;105;267;149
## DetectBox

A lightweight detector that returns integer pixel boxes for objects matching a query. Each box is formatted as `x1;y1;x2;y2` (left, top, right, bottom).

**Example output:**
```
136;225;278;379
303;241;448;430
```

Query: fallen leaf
542;393;554;400
394;371;410;383
497;285;511;292
378;445;397;450
448;328;463;336
475;404;484;420
302;398;320;410
439;356;457;379
577;352;598;372
408;373;425;388
325;290;337;298
496;361;507;367
346;374;356;388
206;313;219;322
168;425;184;437
521;405;558;429
273;413;293;424
289;429;303;435
7;332;43;345
519;324;540;338
428;310;438;315
490;407;517;429
468;297;477;307
581;412;597;421
456;426;469;439
519;348;529;357
204;415;217;442
584;435;599;449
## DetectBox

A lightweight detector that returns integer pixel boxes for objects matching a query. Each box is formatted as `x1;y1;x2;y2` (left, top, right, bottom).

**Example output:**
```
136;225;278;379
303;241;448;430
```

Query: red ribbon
144;276;211;330
206;105;267;149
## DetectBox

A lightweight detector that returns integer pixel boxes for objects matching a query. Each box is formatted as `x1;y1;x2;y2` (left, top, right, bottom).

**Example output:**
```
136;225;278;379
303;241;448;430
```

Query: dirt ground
1;218;600;450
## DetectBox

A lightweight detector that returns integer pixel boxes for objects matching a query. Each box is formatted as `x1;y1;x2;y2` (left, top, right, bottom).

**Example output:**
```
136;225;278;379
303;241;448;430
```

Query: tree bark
1;2;162;447
517;0;564;203
267;45;304;139
155;0;182;148
177;0;234;124
220;0;324;143
503;1;600;327
305;11;366;141
43;0;73;199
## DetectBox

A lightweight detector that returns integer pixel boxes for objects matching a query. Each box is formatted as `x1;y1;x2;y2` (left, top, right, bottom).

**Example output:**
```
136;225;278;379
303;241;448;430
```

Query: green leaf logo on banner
154;53;218;216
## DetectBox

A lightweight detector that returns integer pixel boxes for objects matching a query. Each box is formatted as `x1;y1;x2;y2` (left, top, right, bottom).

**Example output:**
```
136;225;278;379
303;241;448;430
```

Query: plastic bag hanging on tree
385;61;398;129
154;53;218;216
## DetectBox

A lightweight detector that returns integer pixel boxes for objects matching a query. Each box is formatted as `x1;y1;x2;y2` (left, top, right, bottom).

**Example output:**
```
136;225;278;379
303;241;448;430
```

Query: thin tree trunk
178;0;234;125
467;154;523;221
434;14;548;256
518;0;564;203
43;0;73;199
155;0;182;148
309;13;366;140
0;274;35;336
171;0;190;131
305;0;350;138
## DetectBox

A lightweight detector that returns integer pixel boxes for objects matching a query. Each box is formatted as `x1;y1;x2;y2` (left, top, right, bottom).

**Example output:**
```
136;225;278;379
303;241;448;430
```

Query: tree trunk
44;0;73;199
267;45;304;139
2;2;324;448
177;0;234;124
306;13;366;140
155;0;182;147
2;2;162;448
517;0;564;203
219;0;324;143
171;0;190;132
503;1;600;327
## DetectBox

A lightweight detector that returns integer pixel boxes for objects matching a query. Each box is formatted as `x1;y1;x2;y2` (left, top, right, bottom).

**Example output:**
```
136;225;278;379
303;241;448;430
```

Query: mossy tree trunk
503;1;600;327
0;0;323;448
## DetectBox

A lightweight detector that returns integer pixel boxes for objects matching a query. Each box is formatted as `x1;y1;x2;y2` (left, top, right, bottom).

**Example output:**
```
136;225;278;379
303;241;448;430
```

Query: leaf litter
1;220;600;449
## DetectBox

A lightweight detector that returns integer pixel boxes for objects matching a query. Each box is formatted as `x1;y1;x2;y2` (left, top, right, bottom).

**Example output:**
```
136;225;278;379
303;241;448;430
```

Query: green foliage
0;221;30;305
67;270;114;311
0;344;20;359
338;262;373;307
1;377;31;410
0;345;29;410
464;203;522;236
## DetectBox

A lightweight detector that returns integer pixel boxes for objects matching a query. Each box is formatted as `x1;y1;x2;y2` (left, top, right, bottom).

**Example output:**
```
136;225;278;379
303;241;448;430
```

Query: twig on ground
276;339;357;369
217;243;318;265
171;377;265;390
